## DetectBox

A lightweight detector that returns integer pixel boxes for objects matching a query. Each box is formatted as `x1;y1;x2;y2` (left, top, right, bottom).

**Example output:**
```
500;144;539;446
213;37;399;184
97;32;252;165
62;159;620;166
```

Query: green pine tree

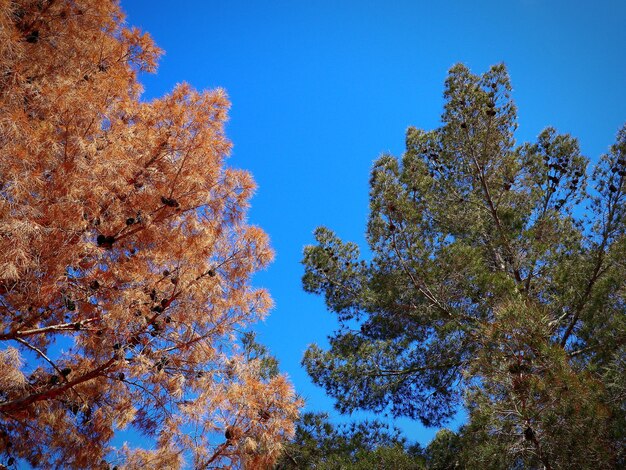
301;64;625;469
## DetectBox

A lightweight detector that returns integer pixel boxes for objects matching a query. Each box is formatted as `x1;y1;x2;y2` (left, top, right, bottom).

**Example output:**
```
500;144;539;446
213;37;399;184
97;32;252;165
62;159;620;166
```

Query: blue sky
122;0;626;446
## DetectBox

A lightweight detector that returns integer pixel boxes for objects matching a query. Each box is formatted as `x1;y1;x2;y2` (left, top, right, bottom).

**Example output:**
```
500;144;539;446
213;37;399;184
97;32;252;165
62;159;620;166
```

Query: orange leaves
120;27;163;73
0;1;298;467
189;351;301;468
0;347;26;392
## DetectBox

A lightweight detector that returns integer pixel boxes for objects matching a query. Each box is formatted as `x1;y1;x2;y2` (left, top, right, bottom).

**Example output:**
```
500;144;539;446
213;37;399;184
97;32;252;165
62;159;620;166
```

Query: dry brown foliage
0;1;300;468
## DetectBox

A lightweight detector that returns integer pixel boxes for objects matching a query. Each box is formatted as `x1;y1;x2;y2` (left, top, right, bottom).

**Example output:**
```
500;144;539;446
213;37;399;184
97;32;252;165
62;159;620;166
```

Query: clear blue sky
122;0;625;446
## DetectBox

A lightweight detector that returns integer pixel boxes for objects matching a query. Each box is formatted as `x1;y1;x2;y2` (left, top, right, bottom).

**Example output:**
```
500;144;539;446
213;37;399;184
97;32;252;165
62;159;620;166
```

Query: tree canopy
0;0;299;468
302;63;626;468
275;412;426;469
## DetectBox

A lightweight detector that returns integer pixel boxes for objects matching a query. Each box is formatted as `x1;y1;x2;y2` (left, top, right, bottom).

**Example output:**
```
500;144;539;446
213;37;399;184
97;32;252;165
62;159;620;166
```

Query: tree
302;63;626;468
424;429;463;470
274;412;425;469
0;1;299;468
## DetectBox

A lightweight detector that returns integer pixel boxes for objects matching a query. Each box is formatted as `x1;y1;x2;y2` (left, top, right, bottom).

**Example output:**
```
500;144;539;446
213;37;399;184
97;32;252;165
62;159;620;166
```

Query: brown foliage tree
0;1;300;468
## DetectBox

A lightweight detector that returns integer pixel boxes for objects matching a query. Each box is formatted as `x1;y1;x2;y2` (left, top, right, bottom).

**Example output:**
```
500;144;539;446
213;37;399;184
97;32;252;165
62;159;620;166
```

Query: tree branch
0;357;117;414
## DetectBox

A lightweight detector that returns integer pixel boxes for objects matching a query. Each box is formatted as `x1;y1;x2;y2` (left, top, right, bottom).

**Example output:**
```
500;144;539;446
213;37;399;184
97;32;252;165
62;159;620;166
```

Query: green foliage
241;331;280;380
301;63;626;468
464;300;616;469
274;412;425;469
424;429;464;470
